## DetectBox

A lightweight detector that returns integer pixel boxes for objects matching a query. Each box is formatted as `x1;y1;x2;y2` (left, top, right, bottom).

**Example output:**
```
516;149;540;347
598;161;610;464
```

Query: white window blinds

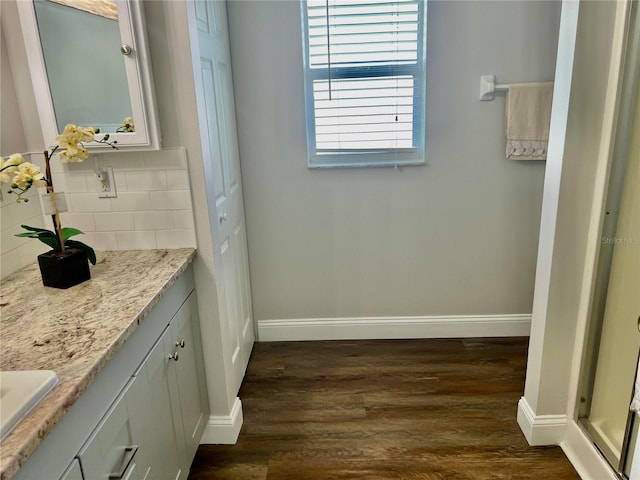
302;0;427;167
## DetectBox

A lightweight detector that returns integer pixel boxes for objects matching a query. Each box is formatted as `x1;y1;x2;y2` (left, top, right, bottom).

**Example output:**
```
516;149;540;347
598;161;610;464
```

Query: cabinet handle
169;350;180;362
109;445;138;479
176;339;185;349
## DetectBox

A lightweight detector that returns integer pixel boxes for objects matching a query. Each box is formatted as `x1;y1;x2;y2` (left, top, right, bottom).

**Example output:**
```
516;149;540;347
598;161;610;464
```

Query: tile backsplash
0;147;196;279
0;187;49;278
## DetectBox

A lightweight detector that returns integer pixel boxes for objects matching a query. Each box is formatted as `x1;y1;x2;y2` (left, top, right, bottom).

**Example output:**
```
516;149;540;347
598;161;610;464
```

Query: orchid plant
0;124;118;265
117;116;135;133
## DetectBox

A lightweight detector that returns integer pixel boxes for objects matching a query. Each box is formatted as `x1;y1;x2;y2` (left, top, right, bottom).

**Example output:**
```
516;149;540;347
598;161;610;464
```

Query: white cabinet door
167;294;208;463
191;0;255;394
131;327;186;480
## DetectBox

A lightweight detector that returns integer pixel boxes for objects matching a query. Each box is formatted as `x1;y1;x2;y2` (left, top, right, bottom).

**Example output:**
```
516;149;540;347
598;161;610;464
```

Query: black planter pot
37;248;91;289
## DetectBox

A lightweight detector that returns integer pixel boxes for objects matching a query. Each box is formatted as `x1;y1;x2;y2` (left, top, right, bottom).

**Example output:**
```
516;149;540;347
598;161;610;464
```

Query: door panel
233;222;253;369
220;237;241;364
192;0;255;395
200;60;225;207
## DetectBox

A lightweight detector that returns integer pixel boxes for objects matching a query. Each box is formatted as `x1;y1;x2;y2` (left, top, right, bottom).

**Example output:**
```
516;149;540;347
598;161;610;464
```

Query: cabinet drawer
77;376;143;480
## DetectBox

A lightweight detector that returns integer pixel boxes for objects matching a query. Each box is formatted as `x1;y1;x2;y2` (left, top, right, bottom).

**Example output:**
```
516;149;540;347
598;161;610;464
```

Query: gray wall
227;0;562;321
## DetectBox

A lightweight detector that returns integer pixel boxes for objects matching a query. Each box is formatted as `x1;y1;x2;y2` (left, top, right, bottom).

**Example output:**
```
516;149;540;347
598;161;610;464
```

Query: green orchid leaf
19;225;55;234
66;240;97;265
38;236;61;251
15;225;60;246
16;225;93;258
27;231;57;239
61;227;84;242
15;232;43;238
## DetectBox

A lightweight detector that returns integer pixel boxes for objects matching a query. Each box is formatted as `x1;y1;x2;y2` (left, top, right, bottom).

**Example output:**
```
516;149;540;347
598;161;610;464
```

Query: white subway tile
59;213;96;232
17;241;48;269
101;152;145;169
0;184;38;206
156;229;197;249
115;231;157;249
53;172;89;193
171;210;195;230
149;190;192;211
133;211;173;230
125;171;168;191
49;158;65;174
61;160;95;173
68;193;112;213
109;192;151;212
166;170;190;190
0;185;15;203
2;224;35;252
82;231;118;251
114;171;128;192
1;252;23;279
24;213;47;230
94;212;135;231
1;196;42;228
45;154;90;175
144;148;187;170
50;173;68;192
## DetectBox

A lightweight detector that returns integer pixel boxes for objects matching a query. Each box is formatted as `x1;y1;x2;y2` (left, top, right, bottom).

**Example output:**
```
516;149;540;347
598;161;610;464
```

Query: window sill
308;150;425;169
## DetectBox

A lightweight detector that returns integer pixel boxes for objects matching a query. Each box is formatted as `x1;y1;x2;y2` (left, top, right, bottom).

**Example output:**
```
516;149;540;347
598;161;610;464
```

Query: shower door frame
575;0;640;474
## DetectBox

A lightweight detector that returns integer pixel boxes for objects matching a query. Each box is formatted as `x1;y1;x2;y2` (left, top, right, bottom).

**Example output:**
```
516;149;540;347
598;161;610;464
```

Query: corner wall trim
200;397;243;445
257;314;531;342
517;396;568;446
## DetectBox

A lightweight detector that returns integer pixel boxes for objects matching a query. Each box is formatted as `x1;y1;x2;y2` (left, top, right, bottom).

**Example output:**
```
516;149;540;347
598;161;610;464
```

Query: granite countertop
0;248;196;480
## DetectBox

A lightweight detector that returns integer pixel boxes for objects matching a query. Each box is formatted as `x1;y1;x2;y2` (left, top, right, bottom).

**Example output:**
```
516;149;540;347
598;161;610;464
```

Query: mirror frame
16;0;160;151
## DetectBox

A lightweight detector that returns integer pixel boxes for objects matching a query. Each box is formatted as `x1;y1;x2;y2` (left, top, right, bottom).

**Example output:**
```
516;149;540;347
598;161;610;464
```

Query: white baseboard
517;397;568;446
257;314;531;341
561;419;617;480
199;397;243;444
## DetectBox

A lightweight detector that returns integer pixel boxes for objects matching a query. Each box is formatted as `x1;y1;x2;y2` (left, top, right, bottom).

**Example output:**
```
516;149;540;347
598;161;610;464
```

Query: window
301;0;427;168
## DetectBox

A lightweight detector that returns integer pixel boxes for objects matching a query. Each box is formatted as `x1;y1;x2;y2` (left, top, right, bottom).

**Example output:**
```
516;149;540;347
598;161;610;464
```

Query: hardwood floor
189;338;579;479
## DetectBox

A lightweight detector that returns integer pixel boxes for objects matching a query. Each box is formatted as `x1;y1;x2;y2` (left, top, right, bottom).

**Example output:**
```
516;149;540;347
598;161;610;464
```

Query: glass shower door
578;1;640;473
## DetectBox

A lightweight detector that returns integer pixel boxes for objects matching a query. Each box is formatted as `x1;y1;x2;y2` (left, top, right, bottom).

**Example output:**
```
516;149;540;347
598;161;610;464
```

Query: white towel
505;82;554;161
630;355;640;413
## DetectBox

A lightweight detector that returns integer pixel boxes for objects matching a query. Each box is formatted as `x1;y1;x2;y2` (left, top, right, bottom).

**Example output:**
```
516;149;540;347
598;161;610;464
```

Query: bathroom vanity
0;249;208;480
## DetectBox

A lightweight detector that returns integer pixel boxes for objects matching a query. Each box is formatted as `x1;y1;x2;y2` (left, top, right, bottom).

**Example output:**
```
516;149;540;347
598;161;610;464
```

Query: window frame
301;0;427;169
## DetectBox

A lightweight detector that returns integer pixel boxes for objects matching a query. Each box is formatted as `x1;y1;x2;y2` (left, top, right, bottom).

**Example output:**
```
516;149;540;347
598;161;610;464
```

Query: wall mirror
17;0;160;151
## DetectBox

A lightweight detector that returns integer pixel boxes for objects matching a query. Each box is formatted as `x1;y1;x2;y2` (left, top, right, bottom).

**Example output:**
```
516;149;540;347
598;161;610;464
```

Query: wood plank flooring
189;338;579;479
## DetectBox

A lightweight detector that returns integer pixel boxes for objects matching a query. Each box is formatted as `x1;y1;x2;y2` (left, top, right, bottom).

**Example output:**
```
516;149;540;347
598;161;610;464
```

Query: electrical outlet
97;166;117;198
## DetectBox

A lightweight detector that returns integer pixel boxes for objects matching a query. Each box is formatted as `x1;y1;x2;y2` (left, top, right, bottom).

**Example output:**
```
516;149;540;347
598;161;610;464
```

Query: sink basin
0;371;59;442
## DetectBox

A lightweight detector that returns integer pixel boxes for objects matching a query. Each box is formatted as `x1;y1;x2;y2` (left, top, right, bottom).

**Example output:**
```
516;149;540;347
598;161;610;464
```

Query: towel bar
479;75;510;101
